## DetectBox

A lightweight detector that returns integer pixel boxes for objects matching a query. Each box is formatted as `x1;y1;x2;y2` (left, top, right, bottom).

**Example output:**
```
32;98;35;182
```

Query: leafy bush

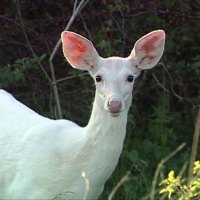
159;161;200;200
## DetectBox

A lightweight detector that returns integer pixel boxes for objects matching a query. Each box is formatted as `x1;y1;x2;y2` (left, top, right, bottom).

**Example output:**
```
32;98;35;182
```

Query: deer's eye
95;75;102;82
127;75;134;82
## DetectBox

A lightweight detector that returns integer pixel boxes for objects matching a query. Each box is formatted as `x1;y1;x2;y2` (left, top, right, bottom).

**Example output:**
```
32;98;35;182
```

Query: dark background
0;0;199;199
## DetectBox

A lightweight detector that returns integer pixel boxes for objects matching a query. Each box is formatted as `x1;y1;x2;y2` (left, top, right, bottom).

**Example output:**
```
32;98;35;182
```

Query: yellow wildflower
193;161;200;174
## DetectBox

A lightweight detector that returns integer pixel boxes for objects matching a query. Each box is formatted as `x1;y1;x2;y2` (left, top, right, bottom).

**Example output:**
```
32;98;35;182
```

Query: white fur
0;30;165;199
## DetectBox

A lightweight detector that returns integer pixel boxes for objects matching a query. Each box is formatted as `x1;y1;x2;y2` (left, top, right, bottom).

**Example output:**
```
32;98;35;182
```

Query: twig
151;71;170;93
108;171;130;200
15;0;51;83
159;63;184;100
15;0;90;119
49;0;89;61
158;161;188;200
150;142;186;200
56;72;88;83
73;0;78;13
178;161;188;178
49;0;90;119
80;13;92;40
187;107;200;184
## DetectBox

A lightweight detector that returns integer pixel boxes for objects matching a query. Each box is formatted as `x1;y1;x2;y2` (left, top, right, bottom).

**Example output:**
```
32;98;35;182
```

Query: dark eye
95;75;102;82
127;75;134;82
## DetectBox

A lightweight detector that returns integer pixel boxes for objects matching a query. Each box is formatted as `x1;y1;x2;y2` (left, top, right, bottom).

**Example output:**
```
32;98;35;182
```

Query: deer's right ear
129;30;165;70
61;31;99;70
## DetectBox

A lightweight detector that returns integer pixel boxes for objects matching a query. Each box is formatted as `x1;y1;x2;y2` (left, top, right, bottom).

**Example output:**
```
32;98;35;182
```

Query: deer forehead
92;56;138;78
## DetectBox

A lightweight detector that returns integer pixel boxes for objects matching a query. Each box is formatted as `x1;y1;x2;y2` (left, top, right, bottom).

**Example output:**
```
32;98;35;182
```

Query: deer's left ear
129;30;165;70
61;31;99;70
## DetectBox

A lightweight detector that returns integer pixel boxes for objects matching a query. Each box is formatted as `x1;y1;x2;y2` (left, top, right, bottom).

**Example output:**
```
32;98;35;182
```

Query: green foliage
149;92;174;146
0;55;46;87
159;161;200;200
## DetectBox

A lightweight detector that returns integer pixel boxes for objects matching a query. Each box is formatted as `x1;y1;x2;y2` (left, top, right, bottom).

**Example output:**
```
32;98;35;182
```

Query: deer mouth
110;112;120;117
108;110;121;117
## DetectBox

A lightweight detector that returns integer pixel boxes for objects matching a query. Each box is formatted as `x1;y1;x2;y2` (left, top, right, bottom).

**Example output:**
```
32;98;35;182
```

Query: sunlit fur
0;30;165;199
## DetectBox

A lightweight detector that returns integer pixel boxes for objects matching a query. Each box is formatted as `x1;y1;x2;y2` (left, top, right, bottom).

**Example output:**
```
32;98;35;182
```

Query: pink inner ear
62;32;87;64
67;36;86;54
140;35;159;53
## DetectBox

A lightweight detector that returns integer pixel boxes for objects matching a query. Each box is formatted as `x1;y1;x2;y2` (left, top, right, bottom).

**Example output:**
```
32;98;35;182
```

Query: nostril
108;100;122;113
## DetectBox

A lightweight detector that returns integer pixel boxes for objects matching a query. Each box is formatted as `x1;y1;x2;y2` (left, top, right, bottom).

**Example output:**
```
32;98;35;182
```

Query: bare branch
108;171;130;200
15;0;90;119
49;0;89;61
151;71;170;93
150;142;186;200
15;0;51;83
49;0;90;119
159;63;184;100
187;107;200;184
80;14;92;40
56;72;88;84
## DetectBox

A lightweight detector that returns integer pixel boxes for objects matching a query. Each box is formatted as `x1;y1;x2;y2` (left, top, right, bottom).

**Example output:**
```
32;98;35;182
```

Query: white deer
0;30;165;199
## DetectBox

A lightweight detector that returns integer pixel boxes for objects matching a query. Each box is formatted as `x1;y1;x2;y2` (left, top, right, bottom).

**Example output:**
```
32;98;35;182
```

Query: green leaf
127;150;140;164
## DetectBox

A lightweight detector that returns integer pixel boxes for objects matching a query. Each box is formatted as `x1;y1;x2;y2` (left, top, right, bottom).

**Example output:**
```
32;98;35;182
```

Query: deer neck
85;92;128;145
